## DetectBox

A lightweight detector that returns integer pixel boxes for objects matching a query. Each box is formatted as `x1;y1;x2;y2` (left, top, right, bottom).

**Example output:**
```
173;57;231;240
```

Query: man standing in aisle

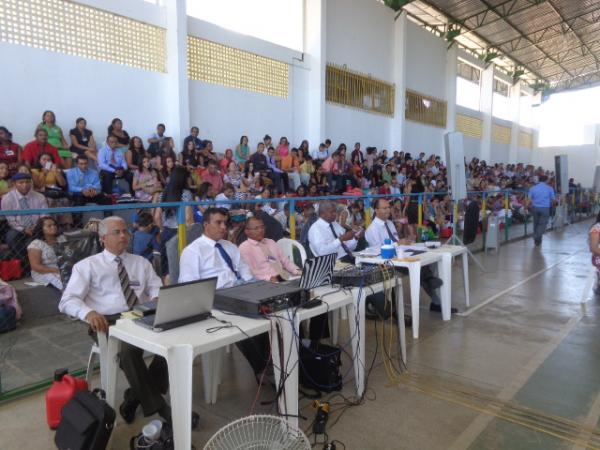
529;175;555;246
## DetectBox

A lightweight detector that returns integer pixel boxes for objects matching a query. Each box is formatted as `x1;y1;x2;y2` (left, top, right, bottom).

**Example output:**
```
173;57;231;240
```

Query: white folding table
429;244;470;308
105;312;270;450
355;250;451;339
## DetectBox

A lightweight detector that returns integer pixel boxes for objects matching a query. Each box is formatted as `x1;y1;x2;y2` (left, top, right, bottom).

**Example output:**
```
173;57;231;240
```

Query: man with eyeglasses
239;216;301;282
59;217;200;430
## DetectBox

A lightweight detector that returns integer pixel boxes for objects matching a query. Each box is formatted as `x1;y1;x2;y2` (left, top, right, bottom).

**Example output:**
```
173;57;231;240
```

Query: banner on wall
444;132;468;201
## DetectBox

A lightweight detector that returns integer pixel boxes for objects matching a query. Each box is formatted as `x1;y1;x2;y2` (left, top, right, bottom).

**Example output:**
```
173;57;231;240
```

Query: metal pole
177;205;187;256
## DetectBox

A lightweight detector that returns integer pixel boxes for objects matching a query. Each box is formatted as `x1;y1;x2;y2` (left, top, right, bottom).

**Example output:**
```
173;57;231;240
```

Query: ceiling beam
475;0;574;78
493;4;600;51
459;0;544;35
411;0;546;81
546;0;600;70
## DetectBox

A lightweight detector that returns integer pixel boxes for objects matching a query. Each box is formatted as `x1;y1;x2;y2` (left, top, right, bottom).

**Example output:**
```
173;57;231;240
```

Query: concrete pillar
445;43;458;135
479;64;494;163
165;0;190;150
390;11;408;152
508;81;521;163
304;0;326;147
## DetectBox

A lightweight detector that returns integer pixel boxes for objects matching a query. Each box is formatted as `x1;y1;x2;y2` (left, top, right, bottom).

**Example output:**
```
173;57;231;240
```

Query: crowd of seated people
0;111;574;285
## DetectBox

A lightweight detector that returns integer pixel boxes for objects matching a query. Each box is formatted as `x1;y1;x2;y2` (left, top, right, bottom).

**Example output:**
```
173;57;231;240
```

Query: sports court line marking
456;252;577;317
447;314;582;450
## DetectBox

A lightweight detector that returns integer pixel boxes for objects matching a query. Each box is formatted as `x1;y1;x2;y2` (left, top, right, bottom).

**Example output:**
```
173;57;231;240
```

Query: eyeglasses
108;229;130;236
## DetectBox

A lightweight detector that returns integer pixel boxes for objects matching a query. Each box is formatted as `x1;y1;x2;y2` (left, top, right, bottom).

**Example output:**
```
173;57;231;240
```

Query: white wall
187;17;309;153
324;0;394;150
403;20;447;156
0;42;168;149
532;145;598;187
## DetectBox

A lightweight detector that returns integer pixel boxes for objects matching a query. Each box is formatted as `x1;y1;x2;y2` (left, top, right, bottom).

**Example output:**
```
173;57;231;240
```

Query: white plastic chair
277;238;307;267
86;331;108;390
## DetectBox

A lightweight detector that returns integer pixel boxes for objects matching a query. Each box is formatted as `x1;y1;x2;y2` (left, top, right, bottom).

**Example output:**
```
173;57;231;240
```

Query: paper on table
356;246;380;257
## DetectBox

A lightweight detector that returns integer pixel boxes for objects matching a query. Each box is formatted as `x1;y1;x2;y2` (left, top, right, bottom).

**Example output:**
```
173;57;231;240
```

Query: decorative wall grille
0;0;166;72
405;90;447;127
187;36;289;98
519;130;534;149
456;113;483;138
326;64;395;116
492;123;511;144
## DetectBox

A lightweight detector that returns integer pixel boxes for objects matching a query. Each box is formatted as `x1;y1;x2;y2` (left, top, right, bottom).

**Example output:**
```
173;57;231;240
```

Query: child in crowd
132;211;160;265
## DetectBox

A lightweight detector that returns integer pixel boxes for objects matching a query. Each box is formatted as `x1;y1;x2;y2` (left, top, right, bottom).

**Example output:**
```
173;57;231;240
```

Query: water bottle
132;420;163;449
380;238;396;259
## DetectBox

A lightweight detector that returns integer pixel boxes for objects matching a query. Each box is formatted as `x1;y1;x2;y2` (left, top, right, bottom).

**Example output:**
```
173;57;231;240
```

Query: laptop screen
154;277;217;326
299;253;337;289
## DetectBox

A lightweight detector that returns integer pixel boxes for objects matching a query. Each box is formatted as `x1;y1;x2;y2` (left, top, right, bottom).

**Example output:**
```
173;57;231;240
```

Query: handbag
54;389;116;450
0;259;22;281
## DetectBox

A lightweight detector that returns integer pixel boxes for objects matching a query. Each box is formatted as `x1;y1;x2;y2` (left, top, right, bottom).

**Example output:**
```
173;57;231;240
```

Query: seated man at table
58;216;199;428
239;216;301;281
308;200;358;263
365;198;451;313
178;208;272;383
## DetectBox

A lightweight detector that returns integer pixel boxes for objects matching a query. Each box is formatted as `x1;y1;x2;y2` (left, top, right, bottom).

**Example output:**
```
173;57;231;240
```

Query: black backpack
55;389;116;450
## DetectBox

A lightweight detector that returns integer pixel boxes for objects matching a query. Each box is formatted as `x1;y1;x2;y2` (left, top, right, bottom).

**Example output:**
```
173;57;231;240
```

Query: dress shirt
21;140;63;167
311;148;329;161
178;235;253;288
249;152;268;172
529;182;555;208
239;238;300;281
66;167;101;193
308;218;357;260
365;216;399;247
201;170;224;193
0;188;48;231
59;250;161;321
98;144;127;172
267;156;282;173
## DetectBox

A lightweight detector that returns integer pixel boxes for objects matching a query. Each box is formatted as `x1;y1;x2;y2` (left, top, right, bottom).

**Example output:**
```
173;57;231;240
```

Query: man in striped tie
60;217;199;429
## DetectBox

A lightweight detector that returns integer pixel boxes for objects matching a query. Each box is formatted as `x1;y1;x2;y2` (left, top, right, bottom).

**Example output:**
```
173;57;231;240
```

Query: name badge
5;150;14;156
129;281;141;287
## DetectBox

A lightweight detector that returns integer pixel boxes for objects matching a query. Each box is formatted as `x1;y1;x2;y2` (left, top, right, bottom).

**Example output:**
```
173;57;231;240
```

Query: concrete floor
1;219;599;449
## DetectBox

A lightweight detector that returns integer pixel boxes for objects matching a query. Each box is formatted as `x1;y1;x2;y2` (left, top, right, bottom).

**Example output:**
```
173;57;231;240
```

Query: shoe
425;277;443;289
534;239;541;246
119;389;139;424
429;303;458;314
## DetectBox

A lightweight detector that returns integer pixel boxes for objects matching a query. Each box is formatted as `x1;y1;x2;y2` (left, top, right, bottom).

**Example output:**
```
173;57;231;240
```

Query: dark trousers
99;170;133;195
532;207;550;243
235;333;271;375
89;319;168;416
70;193;112;227
6;228;32;272
269;171;289;194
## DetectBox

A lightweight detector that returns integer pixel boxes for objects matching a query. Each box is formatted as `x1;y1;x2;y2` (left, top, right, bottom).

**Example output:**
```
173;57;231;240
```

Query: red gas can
45;368;88;429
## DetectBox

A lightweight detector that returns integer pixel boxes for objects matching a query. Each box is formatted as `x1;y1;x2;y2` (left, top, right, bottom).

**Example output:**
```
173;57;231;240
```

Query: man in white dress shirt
365;199;450;313
179;208;271;382
59;217;198;428
308;200;358;263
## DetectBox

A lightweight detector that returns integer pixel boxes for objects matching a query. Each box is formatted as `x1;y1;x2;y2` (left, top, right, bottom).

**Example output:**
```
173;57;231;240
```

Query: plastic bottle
45;368;88;429
380;238;396;259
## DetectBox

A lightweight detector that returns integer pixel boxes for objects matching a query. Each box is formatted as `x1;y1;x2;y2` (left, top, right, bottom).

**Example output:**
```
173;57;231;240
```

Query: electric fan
203;414;310;450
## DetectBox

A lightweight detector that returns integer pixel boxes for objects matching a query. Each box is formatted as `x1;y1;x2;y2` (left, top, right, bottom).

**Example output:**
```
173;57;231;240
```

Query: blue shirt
66;167;101;193
132;227;160;261
98;144;127;173
529;182;555;208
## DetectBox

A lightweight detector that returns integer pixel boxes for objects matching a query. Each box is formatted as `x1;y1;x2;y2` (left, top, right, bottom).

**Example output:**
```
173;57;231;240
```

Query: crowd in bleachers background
0;111;579;282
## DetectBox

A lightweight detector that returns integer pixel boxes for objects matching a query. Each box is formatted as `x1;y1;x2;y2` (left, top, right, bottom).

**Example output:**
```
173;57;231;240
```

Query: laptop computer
286;253;337;290
134;277;217;332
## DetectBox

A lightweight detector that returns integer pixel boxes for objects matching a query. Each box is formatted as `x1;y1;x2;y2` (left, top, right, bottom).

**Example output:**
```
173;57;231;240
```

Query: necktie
384;221;397;242
115;256;138;308
110;150;117;165
19;197;34;228
215;242;241;279
329;223;354;260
